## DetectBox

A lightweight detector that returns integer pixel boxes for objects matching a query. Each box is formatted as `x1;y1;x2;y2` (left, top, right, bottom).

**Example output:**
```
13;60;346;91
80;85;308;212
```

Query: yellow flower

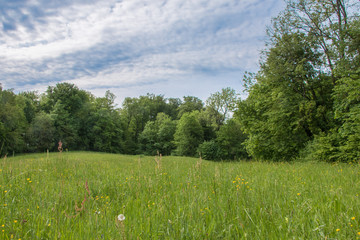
336;229;340;232
4;190;7;193
48;223;51;227
297;193;301;196
14;220;17;223
1;224;4;227
351;217;355;220
26;178;30;181
357;232;360;235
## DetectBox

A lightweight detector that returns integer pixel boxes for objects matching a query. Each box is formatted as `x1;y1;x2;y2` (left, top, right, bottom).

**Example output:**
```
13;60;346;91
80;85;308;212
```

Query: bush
198;140;222;161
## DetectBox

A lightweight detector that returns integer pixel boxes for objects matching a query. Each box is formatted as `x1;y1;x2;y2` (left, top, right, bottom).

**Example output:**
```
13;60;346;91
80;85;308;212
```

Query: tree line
0;83;246;160
1;0;359;162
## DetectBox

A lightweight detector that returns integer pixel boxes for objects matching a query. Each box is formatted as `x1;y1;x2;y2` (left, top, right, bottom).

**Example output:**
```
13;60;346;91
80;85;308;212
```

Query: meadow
1;152;360;239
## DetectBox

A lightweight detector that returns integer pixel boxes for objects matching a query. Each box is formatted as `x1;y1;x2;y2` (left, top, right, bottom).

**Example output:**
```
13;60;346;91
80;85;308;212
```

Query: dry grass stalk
115;214;126;240
154;151;162;171
65;180;91;218
195;152;203;170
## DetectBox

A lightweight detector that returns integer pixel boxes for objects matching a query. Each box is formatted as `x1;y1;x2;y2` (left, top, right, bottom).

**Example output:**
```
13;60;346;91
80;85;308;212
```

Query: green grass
1;152;360;239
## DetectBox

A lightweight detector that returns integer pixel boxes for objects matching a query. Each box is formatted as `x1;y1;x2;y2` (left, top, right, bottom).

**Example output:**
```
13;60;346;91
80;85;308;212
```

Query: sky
0;0;285;105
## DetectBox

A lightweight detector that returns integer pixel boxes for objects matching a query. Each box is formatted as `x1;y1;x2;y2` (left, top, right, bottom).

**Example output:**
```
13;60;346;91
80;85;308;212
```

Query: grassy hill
1;152;360;239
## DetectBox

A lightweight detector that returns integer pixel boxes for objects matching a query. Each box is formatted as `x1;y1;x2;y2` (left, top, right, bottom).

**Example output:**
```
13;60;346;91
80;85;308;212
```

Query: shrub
198;140;222;161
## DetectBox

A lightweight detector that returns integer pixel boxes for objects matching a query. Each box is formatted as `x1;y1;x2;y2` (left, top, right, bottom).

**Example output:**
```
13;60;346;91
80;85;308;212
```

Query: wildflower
336;229;340;232
1;224;4;227
117;214;125;221
297;193;301;196
14;220;17;223
351;217;355;220
4;190;7;193
358;232;360;235
48;223;51;227
26;178;30;181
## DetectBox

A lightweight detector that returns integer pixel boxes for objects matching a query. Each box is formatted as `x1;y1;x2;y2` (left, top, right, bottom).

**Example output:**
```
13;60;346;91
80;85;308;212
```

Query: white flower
117;214;125;221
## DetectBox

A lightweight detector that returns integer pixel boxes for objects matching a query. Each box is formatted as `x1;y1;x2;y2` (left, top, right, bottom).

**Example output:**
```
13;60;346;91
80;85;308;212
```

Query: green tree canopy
174;111;204;157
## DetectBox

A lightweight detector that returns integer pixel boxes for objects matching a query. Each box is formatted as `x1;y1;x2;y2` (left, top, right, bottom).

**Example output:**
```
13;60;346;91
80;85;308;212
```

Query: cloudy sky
0;0;285;105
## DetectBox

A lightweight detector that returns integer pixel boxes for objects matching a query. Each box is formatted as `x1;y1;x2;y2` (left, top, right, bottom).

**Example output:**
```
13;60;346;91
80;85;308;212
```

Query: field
1;152;360;239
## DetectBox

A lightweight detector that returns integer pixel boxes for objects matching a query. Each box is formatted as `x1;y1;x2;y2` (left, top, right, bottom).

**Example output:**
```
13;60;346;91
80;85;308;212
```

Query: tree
18;91;40;123
51;101;78;150
40;83;93;150
156;114;177;155
216;119;248;160
27;112;55;152
0;88;27;156
269;0;358;83
174;111;203;156
139;113;176;156
235;0;359;161
206;87;238;126
177;96;204;118
121;94;168;153
88;108;124;153
236;32;331;161
139;121;159;155
198;140;222;161
303;68;360;162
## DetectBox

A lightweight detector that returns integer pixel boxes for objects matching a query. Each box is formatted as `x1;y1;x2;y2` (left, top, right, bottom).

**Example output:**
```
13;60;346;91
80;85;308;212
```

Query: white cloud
0;0;285;101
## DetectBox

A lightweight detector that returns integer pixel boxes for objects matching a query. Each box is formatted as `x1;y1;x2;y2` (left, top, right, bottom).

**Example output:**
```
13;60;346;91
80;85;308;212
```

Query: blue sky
0;0;285;105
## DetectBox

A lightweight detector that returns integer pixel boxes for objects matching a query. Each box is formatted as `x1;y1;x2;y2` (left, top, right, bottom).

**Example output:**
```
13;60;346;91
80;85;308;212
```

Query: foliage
236;0;359;162
139;113;177;156
216;119;248;160
206;87;238;126
0;88;27;157
177;96;204;118
174;111;204;156
26;112;56;152
303;68;360;162
197;140;222;161
1;1;359;162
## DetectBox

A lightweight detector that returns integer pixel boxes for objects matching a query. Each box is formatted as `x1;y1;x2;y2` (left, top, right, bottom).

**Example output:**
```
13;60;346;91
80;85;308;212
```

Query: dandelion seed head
117;214;125;221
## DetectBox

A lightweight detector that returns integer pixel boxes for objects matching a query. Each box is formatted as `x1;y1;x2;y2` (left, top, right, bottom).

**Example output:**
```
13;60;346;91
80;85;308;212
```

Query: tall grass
1;152;359;239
